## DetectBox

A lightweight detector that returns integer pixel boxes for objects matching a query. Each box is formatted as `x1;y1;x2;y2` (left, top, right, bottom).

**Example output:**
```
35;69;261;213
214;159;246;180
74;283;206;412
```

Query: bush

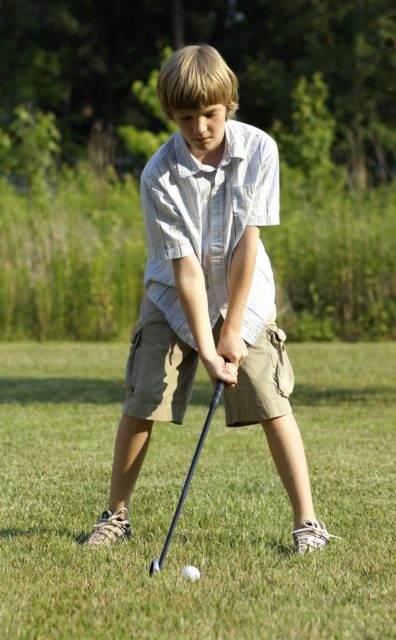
0;105;61;190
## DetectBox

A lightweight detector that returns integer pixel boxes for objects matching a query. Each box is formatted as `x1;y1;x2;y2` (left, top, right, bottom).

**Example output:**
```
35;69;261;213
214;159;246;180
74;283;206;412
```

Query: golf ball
181;565;201;581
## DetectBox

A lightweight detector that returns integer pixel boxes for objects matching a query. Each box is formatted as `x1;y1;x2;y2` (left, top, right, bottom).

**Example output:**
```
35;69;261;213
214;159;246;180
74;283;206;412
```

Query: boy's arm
173;254;238;387
217;225;260;367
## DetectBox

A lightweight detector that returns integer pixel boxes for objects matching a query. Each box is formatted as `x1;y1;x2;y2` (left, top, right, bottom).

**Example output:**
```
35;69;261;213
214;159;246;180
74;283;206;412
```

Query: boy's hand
217;327;249;370
202;354;239;388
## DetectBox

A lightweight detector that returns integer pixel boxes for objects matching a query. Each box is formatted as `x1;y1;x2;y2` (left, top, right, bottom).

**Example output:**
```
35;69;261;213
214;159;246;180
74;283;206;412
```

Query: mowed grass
0;341;395;639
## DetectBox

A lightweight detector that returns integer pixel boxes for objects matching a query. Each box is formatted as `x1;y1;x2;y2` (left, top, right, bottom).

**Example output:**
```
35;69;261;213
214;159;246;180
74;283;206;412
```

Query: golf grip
157;380;225;570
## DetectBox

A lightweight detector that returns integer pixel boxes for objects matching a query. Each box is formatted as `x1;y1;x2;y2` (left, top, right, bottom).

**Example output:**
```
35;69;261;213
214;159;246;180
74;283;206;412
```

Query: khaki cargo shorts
122;296;294;426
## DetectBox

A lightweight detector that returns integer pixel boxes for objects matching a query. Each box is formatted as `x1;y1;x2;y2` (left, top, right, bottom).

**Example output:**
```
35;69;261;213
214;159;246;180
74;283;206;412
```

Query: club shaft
157;381;224;569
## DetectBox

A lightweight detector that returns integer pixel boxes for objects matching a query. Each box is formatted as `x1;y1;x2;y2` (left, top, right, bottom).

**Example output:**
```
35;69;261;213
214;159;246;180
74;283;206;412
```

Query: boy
84;45;338;553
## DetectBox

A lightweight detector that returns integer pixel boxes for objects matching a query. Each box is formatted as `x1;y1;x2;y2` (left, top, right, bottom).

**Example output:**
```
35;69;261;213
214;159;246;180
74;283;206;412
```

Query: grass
0;341;395;639
2;173;396;342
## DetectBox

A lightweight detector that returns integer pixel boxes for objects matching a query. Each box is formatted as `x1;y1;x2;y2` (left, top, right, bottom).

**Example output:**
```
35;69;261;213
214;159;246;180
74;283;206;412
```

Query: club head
149;559;160;576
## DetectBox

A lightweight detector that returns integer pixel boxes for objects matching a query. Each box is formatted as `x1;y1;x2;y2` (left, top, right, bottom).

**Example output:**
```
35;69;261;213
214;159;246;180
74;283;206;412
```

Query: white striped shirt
140;119;280;349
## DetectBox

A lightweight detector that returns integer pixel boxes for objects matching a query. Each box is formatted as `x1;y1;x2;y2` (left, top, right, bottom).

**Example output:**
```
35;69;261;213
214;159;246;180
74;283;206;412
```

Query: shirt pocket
231;184;256;242
231;184;256;217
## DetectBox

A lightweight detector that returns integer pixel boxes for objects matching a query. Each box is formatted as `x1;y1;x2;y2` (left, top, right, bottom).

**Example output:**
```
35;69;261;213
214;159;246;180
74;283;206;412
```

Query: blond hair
157;45;239;119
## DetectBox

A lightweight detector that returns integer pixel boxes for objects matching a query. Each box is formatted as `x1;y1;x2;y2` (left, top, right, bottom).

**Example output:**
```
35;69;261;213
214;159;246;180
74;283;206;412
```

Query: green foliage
1;1;394;181
131;50;170;125
117;127;173;162
0;68;395;342
0;167;145;340
0;105;61;189
117;48;178;162
1;162;395;341
0;129;12;171
272;73;336;178
236;1;395;185
265;164;396;341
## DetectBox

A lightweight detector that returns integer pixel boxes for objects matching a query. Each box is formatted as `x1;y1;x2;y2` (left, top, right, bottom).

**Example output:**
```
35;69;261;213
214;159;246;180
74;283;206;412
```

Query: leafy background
0;0;395;341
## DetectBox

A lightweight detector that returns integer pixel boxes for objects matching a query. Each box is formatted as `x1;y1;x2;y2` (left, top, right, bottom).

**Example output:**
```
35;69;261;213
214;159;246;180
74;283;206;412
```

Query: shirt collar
224;120;246;162
174;120;246;179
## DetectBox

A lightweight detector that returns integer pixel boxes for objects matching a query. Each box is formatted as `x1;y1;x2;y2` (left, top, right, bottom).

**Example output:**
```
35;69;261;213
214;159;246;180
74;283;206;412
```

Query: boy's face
173;104;227;163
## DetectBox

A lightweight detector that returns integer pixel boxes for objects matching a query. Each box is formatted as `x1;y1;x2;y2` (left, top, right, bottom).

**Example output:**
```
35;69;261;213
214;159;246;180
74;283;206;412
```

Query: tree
117;49;178;170
0;0;393;183
272;73;336;179
225;0;396;186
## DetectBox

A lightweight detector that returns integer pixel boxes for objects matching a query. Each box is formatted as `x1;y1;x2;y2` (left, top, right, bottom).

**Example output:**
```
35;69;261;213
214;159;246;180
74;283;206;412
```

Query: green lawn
0;342;395;639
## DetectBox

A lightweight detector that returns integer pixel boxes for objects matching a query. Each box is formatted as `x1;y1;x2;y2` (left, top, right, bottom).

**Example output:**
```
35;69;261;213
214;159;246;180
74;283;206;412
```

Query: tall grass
0;163;395;341
0;166;145;340
266;165;396;340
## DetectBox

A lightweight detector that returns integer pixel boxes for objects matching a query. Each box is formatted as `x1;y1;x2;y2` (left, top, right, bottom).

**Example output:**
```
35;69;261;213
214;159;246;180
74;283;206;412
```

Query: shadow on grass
0;377;124;404
292;383;396;405
265;538;294;556
0;377;394;406
0;527;117;547
188;380;396;406
0;376;213;406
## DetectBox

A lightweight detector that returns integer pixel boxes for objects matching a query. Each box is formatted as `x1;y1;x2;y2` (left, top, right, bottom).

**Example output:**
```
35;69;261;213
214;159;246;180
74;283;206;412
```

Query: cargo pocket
124;323;144;394
267;325;295;398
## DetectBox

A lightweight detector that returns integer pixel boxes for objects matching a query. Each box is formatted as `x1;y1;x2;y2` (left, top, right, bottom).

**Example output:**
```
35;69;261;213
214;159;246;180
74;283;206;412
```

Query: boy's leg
83;297;198;546
109;415;153;513
109;295;198;514
261;414;316;528
262;416;340;553
83;415;153;546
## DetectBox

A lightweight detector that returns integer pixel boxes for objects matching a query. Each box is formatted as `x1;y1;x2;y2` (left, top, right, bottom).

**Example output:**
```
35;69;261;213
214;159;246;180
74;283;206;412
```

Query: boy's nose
194;117;207;134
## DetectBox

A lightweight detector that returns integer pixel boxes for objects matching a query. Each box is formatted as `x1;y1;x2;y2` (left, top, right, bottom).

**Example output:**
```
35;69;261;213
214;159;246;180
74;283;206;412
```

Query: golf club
149;379;225;575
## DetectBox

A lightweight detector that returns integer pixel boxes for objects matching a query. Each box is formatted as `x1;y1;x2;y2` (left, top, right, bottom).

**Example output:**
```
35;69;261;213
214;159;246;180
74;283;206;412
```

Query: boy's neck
189;137;226;168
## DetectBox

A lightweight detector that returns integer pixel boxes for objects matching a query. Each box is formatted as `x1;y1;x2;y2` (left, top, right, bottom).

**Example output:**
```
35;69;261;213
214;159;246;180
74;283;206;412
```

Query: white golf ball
181;565;201;581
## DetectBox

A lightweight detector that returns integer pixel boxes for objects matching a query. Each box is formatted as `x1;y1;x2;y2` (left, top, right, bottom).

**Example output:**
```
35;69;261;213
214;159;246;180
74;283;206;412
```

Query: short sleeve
247;136;280;227
141;180;195;261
